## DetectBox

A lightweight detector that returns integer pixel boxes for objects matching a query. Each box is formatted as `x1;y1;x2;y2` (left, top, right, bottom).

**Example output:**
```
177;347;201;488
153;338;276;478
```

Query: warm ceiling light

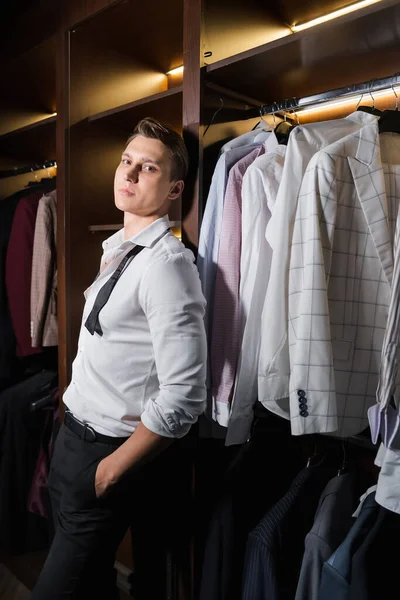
295;86;400;115
167;66;184;76
291;0;383;32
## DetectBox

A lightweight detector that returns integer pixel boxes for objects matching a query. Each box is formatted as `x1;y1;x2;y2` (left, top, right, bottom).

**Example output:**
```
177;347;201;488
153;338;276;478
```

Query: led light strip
166;66;184;76
294;85;400;115
291;0;383;32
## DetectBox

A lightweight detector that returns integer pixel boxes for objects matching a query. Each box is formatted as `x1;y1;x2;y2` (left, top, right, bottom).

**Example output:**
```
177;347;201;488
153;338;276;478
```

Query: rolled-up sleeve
139;253;207;438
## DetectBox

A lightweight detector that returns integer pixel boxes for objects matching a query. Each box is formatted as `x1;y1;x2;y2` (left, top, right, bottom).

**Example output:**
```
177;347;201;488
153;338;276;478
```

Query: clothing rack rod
0;159;57;180
239;73;400;119
204;81;265;110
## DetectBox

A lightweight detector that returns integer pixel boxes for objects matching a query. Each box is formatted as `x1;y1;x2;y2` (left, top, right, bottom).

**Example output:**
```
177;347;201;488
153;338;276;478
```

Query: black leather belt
63;406;130;446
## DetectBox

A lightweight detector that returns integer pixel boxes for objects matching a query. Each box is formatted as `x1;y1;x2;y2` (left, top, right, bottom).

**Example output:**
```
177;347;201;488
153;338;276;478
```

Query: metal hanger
203;97;224;138
356;81;382;116
378;74;400;133
337;440;348;476
251;104;272;131
274;100;296;144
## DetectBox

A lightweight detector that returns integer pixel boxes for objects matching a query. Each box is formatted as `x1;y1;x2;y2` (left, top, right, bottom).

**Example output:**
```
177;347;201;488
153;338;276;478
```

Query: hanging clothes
197;127;270;431
197;126;271;342
318;490;380;600
227;142;286;445
0;183;54;388
5;182;56;358
210;142;269;426
30;189;58;347
0;368;58;552
295;472;369;600
283;122;400;437
199;410;305;600
258;112;378;428
0;190;25;387
242;459;335;600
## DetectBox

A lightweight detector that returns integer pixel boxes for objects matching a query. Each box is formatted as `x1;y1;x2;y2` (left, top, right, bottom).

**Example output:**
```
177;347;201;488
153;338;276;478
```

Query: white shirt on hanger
197;126;271;339
63;215;207;438
226;142;286;445
197;127;271;435
258;112;378;414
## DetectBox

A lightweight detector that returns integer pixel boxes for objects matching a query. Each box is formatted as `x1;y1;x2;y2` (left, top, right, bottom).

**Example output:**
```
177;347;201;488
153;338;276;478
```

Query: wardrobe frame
1;0;400;597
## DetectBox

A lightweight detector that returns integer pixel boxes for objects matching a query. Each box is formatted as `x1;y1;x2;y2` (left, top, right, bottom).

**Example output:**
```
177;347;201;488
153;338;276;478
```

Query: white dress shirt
64;216;207;439
197;127;270;435
226;143;286;445
197;128;271;338
258;112;378;413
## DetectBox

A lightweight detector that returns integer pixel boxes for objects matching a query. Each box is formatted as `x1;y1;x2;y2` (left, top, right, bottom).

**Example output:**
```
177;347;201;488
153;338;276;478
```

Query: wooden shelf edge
87;86;183;123
205;0;399;75
0;115;57;141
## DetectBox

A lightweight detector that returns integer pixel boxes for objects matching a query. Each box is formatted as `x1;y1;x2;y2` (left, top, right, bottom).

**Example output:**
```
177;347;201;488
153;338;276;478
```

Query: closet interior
0;0;399;598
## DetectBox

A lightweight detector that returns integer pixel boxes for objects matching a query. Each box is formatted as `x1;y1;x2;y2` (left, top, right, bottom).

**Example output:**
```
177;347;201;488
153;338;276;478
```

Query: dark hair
127;117;189;182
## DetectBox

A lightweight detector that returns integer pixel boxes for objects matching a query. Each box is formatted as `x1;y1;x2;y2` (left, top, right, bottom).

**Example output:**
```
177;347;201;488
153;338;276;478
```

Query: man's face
114;135;182;218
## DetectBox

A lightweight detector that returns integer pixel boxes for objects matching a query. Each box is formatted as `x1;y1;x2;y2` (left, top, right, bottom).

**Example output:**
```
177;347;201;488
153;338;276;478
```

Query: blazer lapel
348;121;393;286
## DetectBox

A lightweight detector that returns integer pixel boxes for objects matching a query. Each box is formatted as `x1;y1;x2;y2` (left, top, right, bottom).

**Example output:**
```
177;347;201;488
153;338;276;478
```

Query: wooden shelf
87;86;183;132
0;116;56;139
0;37;56;129
0;116;56;163
205;0;400;105
69;0;183;125
71;0;183;75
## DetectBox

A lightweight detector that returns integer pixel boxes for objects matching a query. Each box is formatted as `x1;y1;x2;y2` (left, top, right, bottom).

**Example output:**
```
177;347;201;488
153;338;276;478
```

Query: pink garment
210;145;265;424
6;190;45;357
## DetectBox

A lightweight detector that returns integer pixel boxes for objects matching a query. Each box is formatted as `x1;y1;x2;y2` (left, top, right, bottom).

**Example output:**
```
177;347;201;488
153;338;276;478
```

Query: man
32;118;207;599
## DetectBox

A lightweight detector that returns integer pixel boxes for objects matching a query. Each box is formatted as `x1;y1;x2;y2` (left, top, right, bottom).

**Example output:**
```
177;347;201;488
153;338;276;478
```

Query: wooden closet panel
0;0;61;60
0;119;56;162
0;38;57;135
69;46;168;126
277;0;368;26
182;0;202;250
205;1;400;104
68;120;124;358
64;0;119;28
69;0;183;125
57;30;70;395
203;0;290;65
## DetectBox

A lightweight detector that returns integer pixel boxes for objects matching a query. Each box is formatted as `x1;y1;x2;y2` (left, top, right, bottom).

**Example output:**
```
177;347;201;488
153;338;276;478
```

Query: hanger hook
356;91;365;111
369;79;375;108
271;102;277;127
203;97;224;138
392;74;399;111
338;440;348;475
31;166;38;182
292;98;300;125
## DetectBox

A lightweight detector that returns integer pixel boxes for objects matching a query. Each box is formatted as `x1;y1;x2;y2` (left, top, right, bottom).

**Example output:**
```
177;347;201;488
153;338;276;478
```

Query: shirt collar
102;215;171;251
345;110;379;126
264;130;279;153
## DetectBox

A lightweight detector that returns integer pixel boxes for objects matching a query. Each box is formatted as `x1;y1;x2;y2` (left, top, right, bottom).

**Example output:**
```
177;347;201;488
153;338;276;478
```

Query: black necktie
85;244;145;336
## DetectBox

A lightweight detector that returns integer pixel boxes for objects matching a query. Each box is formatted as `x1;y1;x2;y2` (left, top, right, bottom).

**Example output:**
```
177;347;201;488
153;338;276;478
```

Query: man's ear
168;180;184;200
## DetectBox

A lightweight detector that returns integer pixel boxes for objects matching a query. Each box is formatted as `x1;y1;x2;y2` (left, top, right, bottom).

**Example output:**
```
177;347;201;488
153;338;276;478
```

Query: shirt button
300;410;309;417
297;390;306;397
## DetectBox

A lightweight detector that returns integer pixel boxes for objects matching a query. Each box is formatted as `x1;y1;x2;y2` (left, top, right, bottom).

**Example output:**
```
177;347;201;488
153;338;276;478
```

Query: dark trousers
31;423;188;600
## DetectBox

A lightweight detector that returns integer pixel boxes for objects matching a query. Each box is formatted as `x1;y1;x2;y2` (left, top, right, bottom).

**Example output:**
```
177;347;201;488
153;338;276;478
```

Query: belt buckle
83;423;97;442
